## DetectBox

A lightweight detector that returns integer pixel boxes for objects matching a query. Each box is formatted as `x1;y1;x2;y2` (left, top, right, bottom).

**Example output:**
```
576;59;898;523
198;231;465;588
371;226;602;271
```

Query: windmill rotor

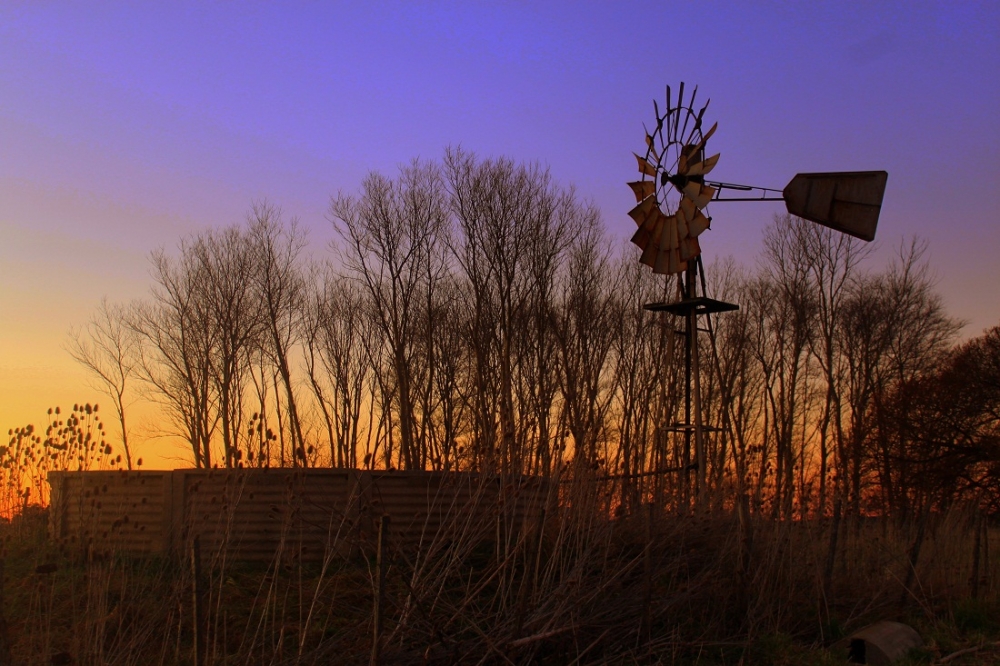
628;85;720;275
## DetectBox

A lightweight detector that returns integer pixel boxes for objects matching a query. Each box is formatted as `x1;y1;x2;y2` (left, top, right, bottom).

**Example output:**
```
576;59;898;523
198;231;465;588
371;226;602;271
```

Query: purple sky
2;2;998;463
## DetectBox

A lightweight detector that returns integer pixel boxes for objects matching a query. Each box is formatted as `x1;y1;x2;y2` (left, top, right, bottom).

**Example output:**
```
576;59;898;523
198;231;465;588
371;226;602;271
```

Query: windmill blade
694;99;710;130
627;180;656;203
680;122;717;172
628;195;658;226
654;217;680;274
679;235;701;262
681;85;697;132
644;134;660;162
666;213;680;250
783;171;887;241
634;153;658;177
630;206;662;248
635;208;667;251
676;207;689;239
655;217;681;274
631;209;693;275
638;214;667;267
679;196;697;222
656;247;682;275
683;182;717;209
685;153;720;177
673;82;685;140
678;143;706;175
701;121;717;144
688;209;711;237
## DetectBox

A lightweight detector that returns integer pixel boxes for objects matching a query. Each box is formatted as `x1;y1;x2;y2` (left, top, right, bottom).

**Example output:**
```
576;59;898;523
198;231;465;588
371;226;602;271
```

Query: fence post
371;515;391;666
642;502;653;644
0;559;9;666
824;497;842;604
900;507;929;608
191;536;203;666
971;509;984;600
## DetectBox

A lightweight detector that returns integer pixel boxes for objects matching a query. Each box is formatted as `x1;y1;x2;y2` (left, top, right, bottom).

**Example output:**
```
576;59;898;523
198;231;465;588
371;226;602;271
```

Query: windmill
628;83;887;500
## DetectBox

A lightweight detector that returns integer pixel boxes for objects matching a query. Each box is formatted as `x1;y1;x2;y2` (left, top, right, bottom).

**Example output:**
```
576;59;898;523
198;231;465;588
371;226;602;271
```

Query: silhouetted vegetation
4;150;999;663
4;404;122;514
65;150;995;521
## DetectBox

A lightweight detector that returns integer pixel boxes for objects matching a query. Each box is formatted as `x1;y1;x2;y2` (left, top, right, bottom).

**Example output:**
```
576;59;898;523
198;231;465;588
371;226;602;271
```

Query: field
2;477;1000;665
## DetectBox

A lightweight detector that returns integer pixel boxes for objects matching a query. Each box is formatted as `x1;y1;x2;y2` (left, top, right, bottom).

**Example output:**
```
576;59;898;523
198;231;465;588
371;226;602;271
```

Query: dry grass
1;476;999;664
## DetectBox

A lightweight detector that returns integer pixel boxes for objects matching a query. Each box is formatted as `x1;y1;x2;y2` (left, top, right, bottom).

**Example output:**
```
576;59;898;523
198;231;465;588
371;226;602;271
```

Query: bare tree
608;255;675;511
702;259;764;503
873;240;960;513
798;219;872;516
517;180;580;477
248;203;310;466
67;297;140;469
63;145;976;535
893;325;1000;508
194;226;263;467
836;240;961;516
134;246;217;467
758;216;817;518
554;218;620;473
409;272;469;471
330;161;448;471
444;148;572;475
304;268;376;468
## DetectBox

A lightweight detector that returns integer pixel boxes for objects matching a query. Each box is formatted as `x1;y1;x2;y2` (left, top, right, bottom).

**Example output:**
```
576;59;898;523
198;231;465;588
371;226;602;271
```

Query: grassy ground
2;504;1000;665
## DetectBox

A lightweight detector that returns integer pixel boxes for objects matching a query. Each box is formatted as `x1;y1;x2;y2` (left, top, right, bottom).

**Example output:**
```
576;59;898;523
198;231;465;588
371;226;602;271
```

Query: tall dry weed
0;470;995;664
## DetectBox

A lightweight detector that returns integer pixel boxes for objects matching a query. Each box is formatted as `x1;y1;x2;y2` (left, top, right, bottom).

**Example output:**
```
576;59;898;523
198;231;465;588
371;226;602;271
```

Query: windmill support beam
687;266;707;500
645;259;737;508
684;263;694;503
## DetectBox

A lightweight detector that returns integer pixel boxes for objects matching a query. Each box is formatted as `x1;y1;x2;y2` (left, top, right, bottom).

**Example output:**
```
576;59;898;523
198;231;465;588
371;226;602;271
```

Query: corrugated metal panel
181;469;354;562
49;471;169;555
48;469;548;562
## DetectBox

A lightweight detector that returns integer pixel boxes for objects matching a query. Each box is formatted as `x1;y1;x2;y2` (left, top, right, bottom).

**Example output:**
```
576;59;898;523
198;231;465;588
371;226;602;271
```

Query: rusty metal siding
49;471;169;555
360;472;547;548
180;469;355;561
48;469;547;561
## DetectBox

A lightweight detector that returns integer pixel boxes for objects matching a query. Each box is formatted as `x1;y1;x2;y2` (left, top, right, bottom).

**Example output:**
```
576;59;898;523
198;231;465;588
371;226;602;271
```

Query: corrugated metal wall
48;469;548;561
49;470;170;554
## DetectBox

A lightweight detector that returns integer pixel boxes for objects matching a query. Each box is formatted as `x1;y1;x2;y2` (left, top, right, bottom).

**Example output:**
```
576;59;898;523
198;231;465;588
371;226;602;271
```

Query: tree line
66;148;1000;520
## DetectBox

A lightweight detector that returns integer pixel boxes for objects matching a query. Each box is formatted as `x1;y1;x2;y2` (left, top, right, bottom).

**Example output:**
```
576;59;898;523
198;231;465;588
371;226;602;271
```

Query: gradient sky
2;2;998;467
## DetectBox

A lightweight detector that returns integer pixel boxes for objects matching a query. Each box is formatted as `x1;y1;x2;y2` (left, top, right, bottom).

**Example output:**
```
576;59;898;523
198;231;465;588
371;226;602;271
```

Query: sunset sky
2;2;998;468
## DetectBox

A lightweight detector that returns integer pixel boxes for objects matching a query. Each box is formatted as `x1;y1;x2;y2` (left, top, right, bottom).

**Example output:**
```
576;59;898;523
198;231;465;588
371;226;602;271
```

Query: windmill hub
664;173;704;191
